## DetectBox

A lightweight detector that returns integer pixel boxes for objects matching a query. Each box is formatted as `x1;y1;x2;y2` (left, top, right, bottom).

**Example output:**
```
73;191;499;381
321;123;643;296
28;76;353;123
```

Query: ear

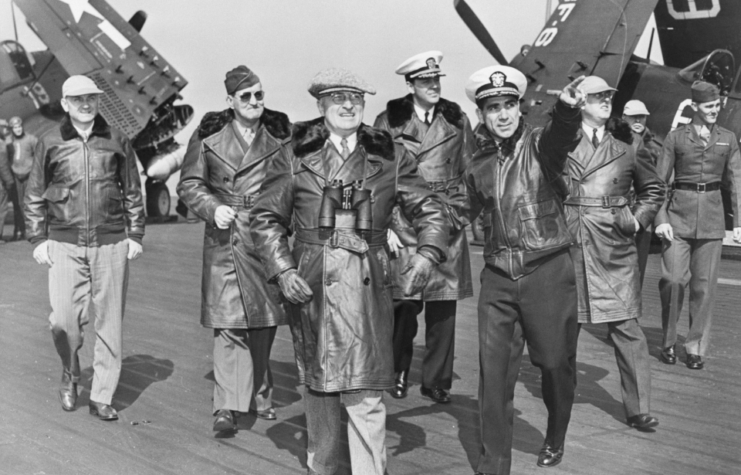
690;102;699;112
61;98;70;113
475;108;484;124
316;99;325;116
226;95;234;109
406;81;415;95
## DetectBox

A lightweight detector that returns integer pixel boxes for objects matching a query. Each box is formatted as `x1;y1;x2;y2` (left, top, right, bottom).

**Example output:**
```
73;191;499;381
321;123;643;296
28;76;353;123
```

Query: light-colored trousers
212;327;276;414
304;387;386;475
48;239;129;405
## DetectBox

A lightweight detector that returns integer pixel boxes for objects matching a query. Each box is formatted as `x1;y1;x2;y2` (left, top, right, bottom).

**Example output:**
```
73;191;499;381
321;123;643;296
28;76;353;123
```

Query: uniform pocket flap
518;200;558;221
42;186;70;203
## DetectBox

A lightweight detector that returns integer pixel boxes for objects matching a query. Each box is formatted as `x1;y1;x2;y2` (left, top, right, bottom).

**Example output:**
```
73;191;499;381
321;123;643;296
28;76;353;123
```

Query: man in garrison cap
178;65;290;433
374;51;475;404
250;68;449;475
563;76;664;433
448;67;585;473
622;100;664;284
654;80;741;370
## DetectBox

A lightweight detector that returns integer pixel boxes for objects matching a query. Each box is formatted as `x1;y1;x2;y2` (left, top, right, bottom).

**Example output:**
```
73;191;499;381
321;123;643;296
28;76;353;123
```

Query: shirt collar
582;123;605;142
328;132;358;154
74;124;94;142
413;103;435;123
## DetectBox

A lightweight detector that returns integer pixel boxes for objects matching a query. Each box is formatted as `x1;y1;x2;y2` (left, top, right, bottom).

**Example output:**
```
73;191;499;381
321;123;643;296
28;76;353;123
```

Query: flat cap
623;100;650;116
225;65;260;95
465;65;526;103
691;80;720;104
62;75;103;97
396;51;446;80
581;76;617;95
308;68;376;98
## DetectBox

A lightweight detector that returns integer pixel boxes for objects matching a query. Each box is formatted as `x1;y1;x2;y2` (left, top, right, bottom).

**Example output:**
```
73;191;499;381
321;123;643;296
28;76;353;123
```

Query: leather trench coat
249;119;449;392
178;109;289;330
655;123;741;239
564;128;664;323
374;95;474;300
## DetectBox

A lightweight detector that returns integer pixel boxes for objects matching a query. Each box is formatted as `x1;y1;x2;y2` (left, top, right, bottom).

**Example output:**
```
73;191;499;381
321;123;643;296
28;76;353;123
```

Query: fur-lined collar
474;119;527;156
197;108;291;140
606;117;633;145
60;114;110;141
386;95;464;129
292;118;394;160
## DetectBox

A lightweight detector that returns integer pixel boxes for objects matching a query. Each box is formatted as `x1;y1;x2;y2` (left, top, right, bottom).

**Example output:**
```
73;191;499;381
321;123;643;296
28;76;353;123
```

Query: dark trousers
477;250;578;475
392;300;456;389
0;182;8;239
635;228;652;286
659;236;722;355
12;176;27;237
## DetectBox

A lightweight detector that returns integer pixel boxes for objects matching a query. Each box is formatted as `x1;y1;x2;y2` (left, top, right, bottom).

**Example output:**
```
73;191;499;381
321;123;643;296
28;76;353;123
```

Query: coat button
445;158;451;164
611;209;616;215
325;279;333;286
223;176;230;183
233;238;239;245
613;178;618;184
363;277;370;285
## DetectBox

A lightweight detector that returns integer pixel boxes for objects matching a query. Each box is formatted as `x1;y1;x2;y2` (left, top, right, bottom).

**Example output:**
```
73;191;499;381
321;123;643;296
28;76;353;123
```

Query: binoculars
319;180;372;231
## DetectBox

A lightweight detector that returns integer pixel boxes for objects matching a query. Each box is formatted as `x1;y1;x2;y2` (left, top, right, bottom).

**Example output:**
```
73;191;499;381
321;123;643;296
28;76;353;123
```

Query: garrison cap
465;65;526;103
623;100;650;116
396;51;446;80
581;76;617;95
308;68;376;98
62;75;103;97
691;80;720;104
225;65;261;95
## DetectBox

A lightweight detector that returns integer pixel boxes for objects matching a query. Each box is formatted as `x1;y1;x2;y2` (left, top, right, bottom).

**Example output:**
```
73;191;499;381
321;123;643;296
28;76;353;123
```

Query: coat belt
672;181;721;193
295;228;387;254
426;176;461;194
564;195;629;208
214;192;259;209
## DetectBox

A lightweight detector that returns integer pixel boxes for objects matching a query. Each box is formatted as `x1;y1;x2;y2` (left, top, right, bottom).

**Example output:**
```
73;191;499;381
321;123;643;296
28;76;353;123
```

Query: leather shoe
213;409;236;431
660;345;677;365
391;370;409;399
686;353;704;370
420;386;451;404
627;414;659;431
250;407;277;421
59;383;77;411
537;443;564;467
89;401;118;421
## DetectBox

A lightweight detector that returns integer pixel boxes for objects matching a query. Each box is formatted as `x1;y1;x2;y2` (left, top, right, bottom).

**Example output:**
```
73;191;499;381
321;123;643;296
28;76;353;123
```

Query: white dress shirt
328;132;358;155
582;123;605;144
414;104;435;124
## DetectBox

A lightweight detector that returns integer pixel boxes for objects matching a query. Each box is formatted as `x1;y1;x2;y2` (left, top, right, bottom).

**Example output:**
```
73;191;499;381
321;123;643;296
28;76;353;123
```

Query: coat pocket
518;199;569;250
41;186;70;223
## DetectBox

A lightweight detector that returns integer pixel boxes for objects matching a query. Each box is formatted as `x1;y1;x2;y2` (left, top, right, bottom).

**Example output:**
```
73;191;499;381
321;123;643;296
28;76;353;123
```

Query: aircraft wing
508;0;658;126
13;0;187;139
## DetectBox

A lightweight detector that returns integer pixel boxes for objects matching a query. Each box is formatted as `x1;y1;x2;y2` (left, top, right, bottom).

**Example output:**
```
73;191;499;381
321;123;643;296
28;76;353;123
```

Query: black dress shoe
686;354;704;370
660;346;677;365
391;370;409;399
250;407;277;421
420;386;451;404
59;383;77;412
89;401;118;421
537;443;564;468
627;414;659;431
213;409;236;431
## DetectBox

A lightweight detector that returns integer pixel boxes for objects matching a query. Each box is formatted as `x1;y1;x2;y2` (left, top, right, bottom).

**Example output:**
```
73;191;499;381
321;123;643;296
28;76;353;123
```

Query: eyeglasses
589;91;614;101
323;92;364;105
65;95;100;107
236;90;265;103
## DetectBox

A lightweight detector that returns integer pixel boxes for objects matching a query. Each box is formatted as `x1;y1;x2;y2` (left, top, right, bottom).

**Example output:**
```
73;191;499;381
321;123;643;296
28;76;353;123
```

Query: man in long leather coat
178;66;289;432
449;67;585;473
250;68;448;475
655;80;741;369
563;76;664;432
373;51;475;403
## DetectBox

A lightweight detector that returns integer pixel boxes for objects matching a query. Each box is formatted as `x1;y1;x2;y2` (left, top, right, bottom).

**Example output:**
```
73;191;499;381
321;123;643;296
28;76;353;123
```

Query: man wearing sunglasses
563;76;664;432
250;68;448;475
374;51;475;404
178;65;290;433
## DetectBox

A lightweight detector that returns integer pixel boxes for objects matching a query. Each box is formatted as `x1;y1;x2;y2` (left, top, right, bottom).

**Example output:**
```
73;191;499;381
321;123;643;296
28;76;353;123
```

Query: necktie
700;125;711;145
243;128;255;146
424;111;430;125
340;138;350;160
591;128;600;149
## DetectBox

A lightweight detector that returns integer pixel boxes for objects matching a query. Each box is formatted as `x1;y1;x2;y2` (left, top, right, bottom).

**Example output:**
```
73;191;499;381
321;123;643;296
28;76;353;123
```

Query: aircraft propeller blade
454;0;508;65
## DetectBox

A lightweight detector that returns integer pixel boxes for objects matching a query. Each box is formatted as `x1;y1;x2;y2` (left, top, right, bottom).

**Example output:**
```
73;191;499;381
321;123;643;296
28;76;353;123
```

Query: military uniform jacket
250;119;449;392
177;109;289;330
655;123;741;239
374;95;475;300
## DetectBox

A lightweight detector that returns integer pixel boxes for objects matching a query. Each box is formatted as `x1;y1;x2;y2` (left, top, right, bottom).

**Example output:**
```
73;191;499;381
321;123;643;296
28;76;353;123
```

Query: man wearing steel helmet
449;66;585;472
250;68;449;475
654;80;741;370
7;116;37;241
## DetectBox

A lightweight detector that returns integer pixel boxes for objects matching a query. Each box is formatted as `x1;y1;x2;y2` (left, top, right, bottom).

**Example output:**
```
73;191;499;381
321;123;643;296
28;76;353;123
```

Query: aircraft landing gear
146;180;171;218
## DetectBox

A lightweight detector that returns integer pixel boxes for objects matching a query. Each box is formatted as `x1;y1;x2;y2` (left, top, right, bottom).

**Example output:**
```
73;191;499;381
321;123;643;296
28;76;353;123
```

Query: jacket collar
60;114;111;141
203;119;284;172
473;120;527;157
197;108;291;142
572;131;627;177
386;94;464;129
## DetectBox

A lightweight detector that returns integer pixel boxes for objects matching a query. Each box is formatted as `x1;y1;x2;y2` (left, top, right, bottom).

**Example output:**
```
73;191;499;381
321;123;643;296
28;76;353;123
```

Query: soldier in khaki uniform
374;51;475;403
655;81;741;369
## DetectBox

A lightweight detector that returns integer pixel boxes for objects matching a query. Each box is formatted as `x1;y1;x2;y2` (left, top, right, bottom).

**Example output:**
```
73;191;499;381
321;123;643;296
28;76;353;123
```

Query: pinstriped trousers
48;239;129;405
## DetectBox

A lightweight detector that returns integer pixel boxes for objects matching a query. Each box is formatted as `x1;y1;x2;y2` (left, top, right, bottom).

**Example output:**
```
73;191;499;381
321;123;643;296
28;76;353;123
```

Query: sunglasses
589;91;614;101
236;90;265;103
323;92;364;105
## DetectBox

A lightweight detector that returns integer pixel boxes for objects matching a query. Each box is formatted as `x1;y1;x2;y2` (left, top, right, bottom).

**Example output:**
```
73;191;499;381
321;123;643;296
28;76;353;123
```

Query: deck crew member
374;51;475;403
0;126;13;244
7;116;37;241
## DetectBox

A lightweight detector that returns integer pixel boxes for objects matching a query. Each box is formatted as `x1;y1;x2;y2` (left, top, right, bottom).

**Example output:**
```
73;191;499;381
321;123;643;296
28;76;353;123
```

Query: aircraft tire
146;181;171;217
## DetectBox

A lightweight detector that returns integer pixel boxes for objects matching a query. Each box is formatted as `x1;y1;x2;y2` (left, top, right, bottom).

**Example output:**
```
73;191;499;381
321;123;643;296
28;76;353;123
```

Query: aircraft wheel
146;181;171;217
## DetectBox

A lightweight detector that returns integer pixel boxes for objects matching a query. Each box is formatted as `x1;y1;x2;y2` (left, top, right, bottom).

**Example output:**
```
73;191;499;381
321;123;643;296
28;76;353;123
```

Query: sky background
2;0;663;143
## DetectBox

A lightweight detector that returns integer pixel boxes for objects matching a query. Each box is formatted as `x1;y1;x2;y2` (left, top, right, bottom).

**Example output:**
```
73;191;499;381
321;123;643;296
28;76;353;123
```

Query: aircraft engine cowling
146;145;186;181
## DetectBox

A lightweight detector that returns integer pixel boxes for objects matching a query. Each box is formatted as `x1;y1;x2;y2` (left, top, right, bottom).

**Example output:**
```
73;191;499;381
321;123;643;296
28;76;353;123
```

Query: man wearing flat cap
374;51;475;403
622;100;664;284
178;65;289;433
654;80;741;370
449;66;585;473
563;76;664;433
250;67;449;475
25;75;144;421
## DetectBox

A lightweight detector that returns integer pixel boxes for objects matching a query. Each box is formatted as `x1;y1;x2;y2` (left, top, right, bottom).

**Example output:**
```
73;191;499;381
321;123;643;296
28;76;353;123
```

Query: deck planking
1;221;739;475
